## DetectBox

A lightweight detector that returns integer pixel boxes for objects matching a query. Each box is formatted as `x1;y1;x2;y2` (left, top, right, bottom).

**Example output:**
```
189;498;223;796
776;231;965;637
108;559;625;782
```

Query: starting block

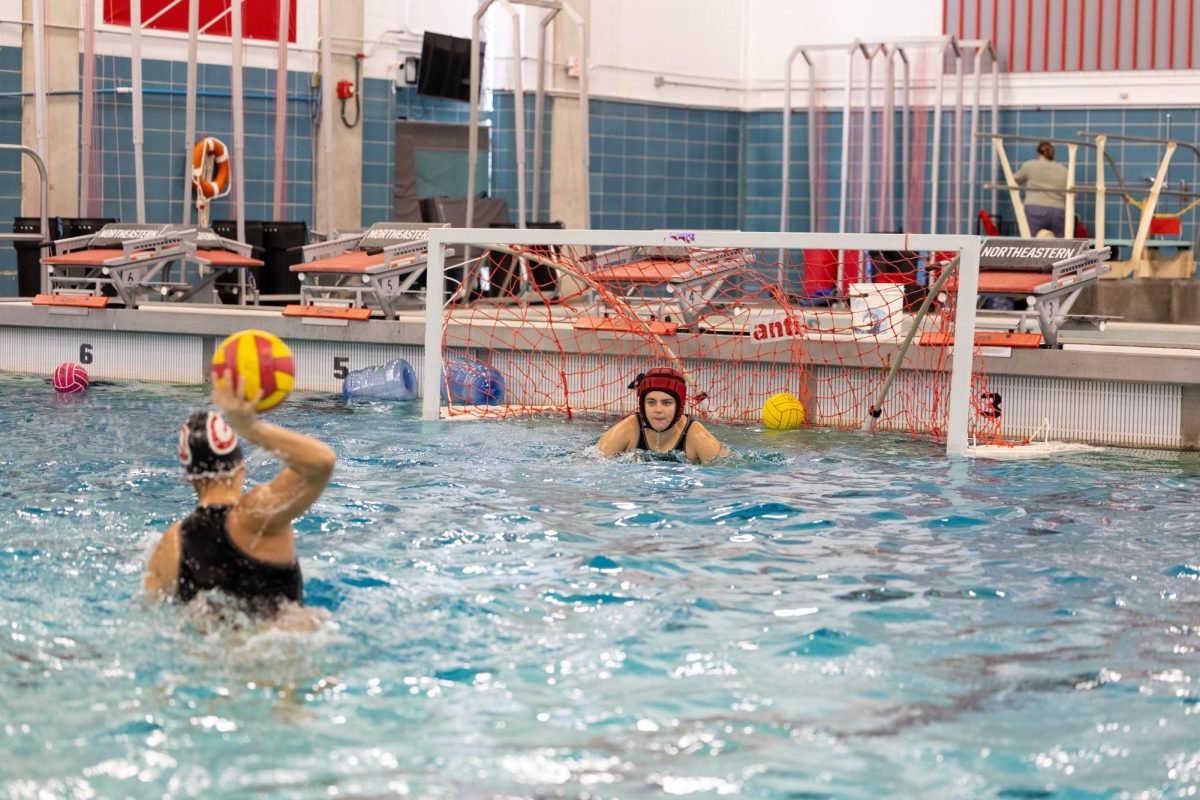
948;238;1112;349
289;222;452;320
39;223;262;308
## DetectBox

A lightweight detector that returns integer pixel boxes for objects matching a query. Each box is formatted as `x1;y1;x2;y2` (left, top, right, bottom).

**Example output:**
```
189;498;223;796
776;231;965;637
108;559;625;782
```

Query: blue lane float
342;358;419;402
441;354;505;405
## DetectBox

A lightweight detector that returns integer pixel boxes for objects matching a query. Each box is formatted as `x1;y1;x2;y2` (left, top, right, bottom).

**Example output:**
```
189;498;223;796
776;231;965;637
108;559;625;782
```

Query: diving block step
282;304;373;321
572;315;679;336
920;331;1044;348
32;293;110;308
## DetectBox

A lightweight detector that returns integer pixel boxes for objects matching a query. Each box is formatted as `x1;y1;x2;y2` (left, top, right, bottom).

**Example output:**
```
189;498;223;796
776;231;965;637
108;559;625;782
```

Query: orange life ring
191;137;230;200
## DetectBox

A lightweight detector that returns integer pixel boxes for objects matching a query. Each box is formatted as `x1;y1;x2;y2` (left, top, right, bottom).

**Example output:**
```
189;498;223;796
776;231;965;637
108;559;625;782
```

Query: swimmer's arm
214;374;336;536
687;422;730;465
144;521;181;601
596;414;639;456
233;419;336;536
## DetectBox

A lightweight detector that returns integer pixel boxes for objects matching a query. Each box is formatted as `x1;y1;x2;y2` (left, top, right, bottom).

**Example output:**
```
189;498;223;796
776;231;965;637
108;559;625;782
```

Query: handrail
975;132;1136;239
1078;130;1200;162
0;144;49;249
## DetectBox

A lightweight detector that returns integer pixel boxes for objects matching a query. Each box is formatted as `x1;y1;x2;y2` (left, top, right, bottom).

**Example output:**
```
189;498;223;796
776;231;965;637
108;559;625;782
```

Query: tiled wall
0;46;22;294
2;44;1198;296
87;55;319;225
360;78;476;226
743;104;1200;241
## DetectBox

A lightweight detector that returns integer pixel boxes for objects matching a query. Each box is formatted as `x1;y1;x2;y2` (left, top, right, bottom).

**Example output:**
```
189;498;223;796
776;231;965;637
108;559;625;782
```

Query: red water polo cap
634;367;687;427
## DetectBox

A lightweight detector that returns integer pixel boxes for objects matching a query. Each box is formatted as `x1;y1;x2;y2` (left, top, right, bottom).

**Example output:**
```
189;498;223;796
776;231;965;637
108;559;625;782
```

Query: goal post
422;228;983;455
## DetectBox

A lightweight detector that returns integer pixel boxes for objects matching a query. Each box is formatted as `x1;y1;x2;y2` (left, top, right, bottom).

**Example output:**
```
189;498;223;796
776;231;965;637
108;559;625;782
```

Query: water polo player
595;366;728;465
144;372;336;615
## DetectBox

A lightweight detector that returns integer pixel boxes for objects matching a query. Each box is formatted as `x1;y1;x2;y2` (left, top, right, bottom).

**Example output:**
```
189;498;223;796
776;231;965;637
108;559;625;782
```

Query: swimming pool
1;374;1197;799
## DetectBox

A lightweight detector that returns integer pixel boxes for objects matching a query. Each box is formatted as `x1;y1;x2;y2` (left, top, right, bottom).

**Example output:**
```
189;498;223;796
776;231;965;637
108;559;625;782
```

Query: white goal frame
422;228;982;455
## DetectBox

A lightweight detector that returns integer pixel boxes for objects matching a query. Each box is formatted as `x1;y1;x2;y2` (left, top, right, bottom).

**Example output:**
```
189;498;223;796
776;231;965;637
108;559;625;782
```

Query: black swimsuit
176;504;303;614
636;417;694;454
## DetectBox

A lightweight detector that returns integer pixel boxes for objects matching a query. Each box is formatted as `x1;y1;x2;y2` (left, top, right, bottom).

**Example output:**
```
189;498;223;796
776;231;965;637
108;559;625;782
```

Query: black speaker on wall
417;32;484;102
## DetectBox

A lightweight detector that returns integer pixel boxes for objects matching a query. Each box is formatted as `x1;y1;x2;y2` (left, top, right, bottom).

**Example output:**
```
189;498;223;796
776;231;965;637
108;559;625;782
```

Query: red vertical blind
944;0;1197;71
104;0;297;43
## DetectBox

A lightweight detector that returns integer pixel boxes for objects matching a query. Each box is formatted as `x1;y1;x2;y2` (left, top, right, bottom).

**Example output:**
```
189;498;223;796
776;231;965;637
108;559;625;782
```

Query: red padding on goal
572;315;679;336
920;330;1044;348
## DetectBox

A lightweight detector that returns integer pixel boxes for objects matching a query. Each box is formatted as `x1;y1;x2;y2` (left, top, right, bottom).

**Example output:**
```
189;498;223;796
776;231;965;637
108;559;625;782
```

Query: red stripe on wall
1168;0;1176;68
1151;0;1158;68
1189;0;1195;68
1114;0;1122;70
959;0;965;39
1042;0;1051;72
993;0;1000;59
1008;1;1017;70
1060;0;1068;70
1026;0;1034;71
1096;0;1104;70
1132;0;1140;69
943;0;950;35
1080;0;1089;71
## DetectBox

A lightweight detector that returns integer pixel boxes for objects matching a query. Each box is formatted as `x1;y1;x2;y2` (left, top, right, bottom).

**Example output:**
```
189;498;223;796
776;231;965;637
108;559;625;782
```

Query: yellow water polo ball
762;392;805;430
211;329;295;412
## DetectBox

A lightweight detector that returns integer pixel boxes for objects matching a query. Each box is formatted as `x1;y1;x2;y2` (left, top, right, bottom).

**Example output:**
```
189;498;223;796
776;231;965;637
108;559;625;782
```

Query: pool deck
1;297;1198;449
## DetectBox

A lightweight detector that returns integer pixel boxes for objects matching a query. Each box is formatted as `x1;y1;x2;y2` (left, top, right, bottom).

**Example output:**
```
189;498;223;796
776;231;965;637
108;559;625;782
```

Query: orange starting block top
292;251;419;274
282;304;373;321
42;248;128;266
590;259;702;284
32;293;110;308
192;249;264;268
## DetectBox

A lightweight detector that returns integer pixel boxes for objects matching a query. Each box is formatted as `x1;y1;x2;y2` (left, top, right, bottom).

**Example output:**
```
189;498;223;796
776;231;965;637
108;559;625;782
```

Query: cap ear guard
179;410;243;480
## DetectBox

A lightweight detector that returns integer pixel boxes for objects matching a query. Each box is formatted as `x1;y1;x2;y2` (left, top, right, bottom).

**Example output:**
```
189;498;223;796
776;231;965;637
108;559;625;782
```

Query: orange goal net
420;229;997;454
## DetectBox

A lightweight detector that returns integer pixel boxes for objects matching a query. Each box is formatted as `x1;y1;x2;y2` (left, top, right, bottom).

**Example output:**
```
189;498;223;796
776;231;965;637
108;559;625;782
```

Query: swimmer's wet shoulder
595;367;730;465
144;372;335;616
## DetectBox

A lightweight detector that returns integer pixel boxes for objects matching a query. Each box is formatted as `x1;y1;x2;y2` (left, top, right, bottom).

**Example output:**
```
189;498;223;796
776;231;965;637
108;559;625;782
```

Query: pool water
0;375;1197;799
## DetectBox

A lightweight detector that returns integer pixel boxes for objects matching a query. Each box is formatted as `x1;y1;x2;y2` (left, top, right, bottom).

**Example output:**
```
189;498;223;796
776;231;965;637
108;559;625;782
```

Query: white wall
1;1;1194;109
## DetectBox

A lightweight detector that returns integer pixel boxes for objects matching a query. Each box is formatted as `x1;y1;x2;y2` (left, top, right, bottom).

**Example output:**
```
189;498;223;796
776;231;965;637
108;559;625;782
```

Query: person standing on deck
1013;141;1070;237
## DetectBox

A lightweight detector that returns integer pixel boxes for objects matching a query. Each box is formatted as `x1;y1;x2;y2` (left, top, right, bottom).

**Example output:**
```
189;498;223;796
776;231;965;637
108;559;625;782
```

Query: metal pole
182;0;198;225
901;52;910;231
231;0;246;242
130;0;146;222
574;6;590;228
1094;134;1107;248
532;9;559;222
273;0;291;220
929;38;955;234
882;46;895;232
502;0;527;229
966;44;984;236
946;239;980;456
859;46;876;233
30;0;48;217
1065;142;1077;238
80;0;96;214
807;63;817;232
837;44;857;236
952;43;965;233
466;2;494;229
319;0;335;236
780;47;799;235
990;49;998;221
421;235;447;420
